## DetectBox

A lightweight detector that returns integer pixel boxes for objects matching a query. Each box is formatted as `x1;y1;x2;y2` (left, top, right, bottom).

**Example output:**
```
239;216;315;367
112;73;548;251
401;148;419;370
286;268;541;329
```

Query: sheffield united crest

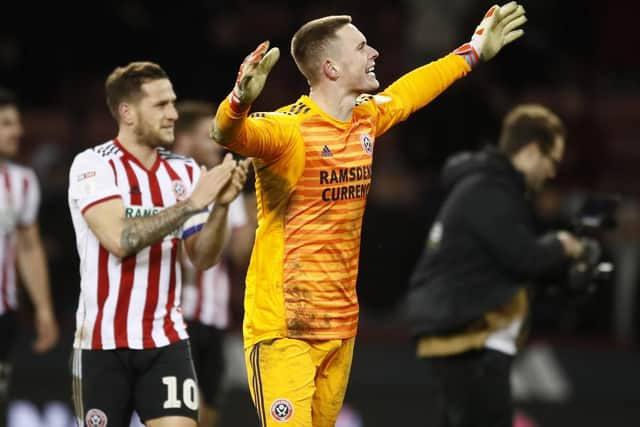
270;398;293;422
85;408;108;427
360;133;373;155
172;179;187;201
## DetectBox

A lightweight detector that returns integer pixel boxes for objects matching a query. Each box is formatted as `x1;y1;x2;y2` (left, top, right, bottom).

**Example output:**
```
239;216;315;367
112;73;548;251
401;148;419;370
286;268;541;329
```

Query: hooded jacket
407;146;566;337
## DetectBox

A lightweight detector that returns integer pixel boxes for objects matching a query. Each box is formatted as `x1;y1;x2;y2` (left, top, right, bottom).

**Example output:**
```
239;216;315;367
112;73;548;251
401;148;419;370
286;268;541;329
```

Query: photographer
407;104;585;427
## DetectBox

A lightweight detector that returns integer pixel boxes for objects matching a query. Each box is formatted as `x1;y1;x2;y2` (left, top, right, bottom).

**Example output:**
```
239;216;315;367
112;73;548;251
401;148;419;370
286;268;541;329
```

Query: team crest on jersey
270;398;293;422
85;408;108;427
360;133;373;156
172;179;187;201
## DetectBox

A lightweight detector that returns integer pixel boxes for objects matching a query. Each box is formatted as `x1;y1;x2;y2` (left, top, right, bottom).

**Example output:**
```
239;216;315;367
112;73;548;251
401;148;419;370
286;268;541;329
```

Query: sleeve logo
77;170;96;182
360;133;373;156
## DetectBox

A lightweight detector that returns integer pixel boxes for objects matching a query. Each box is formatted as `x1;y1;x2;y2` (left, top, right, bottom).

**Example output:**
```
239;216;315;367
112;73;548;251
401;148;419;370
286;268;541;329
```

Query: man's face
130;79;178;147
525;137;564;191
330;24;380;94
175;117;224;168
0;106;23;159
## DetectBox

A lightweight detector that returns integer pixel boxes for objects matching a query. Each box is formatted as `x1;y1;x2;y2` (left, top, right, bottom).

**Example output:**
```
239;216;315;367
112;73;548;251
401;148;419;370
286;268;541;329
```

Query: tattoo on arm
121;200;198;256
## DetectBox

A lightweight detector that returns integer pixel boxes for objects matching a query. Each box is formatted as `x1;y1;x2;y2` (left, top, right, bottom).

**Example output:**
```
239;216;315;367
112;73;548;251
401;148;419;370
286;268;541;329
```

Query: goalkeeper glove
228;41;280;114
453;1;527;68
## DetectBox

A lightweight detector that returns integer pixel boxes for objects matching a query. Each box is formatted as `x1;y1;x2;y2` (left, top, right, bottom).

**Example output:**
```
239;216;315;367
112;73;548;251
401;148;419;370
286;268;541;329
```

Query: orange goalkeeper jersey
216;54;470;347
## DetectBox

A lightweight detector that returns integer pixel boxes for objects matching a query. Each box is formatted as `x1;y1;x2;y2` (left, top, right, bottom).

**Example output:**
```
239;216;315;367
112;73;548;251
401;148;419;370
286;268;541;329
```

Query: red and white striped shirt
0;162;40;315
181;196;247;329
68;140;208;350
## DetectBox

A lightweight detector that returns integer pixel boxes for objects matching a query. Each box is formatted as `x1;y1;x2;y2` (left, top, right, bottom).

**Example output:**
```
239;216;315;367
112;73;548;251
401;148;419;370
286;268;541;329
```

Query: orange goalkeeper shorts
245;337;355;426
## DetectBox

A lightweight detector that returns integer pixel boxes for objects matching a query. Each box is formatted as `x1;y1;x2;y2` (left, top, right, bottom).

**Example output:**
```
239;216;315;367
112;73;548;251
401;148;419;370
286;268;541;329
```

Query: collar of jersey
298;95;354;130
114;138;161;174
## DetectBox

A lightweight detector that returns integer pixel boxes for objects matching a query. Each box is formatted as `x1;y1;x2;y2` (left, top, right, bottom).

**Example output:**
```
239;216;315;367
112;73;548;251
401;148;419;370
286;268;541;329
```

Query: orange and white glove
453;1;527;68
228;41;280;114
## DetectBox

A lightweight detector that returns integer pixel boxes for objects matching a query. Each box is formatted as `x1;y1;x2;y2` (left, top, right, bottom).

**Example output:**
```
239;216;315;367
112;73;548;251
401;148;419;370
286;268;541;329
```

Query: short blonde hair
290;15;352;84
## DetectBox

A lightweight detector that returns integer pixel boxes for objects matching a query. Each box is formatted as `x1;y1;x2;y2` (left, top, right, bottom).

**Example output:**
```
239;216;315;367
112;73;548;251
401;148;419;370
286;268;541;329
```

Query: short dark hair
291;15;352;84
105;61;168;120
0;87;17;108
175;100;214;136
498;104;566;157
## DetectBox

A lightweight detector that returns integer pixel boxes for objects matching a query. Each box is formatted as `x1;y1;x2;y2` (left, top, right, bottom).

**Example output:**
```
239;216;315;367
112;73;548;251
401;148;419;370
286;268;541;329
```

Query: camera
566;194;619;293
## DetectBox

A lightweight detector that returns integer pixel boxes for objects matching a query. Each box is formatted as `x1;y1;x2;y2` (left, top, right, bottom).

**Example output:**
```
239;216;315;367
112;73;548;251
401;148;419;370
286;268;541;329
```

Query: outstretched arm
210;41;280;148
210;42;298;161
373;2;527;136
452;1;526;68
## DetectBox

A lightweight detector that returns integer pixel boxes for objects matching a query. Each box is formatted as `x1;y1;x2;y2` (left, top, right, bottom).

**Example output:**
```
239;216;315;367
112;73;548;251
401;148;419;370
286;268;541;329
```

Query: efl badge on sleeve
78;170;97;196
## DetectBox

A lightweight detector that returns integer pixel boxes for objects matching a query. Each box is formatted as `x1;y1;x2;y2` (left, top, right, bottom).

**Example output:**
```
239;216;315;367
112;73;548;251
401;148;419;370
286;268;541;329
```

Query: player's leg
427;349;513;427
244;338;317;426
475;349;513;427
145;416;196;427
71;347;135;427
185;321;209;426
198;401;220;427
194;325;225;427
135;339;198;427
0;311;17;427
311;337;355;427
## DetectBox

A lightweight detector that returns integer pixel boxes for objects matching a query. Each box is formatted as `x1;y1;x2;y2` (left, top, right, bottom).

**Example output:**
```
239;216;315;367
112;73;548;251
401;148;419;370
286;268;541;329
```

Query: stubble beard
135;123;173;148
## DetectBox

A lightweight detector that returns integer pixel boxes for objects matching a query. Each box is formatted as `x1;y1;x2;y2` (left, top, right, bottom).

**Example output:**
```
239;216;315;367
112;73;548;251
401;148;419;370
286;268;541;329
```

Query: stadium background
2;1;639;426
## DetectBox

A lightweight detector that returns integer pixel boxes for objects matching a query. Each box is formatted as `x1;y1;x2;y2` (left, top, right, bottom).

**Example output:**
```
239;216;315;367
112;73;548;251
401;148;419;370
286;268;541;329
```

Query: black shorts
71;339;198;426
187;321;225;407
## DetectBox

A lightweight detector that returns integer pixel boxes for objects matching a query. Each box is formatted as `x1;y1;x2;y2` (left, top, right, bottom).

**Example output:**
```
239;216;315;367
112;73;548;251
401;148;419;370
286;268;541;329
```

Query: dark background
2;1;640;426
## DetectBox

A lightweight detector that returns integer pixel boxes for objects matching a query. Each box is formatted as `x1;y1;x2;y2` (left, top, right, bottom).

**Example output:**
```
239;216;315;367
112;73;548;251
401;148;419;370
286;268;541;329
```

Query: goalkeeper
210;3;527;426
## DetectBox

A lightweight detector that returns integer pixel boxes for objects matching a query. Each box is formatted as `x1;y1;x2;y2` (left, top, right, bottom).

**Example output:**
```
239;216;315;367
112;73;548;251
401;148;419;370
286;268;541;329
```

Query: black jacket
407;146;567;336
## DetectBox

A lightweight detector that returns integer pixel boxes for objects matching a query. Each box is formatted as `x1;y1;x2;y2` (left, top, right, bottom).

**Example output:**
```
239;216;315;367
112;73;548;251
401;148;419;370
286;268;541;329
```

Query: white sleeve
180;161;207;240
228;196;248;229
19;169;41;226
68;150;121;214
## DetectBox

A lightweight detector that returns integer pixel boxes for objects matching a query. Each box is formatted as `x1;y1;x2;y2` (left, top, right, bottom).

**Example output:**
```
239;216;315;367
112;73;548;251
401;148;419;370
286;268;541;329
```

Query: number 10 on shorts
162;376;199;410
